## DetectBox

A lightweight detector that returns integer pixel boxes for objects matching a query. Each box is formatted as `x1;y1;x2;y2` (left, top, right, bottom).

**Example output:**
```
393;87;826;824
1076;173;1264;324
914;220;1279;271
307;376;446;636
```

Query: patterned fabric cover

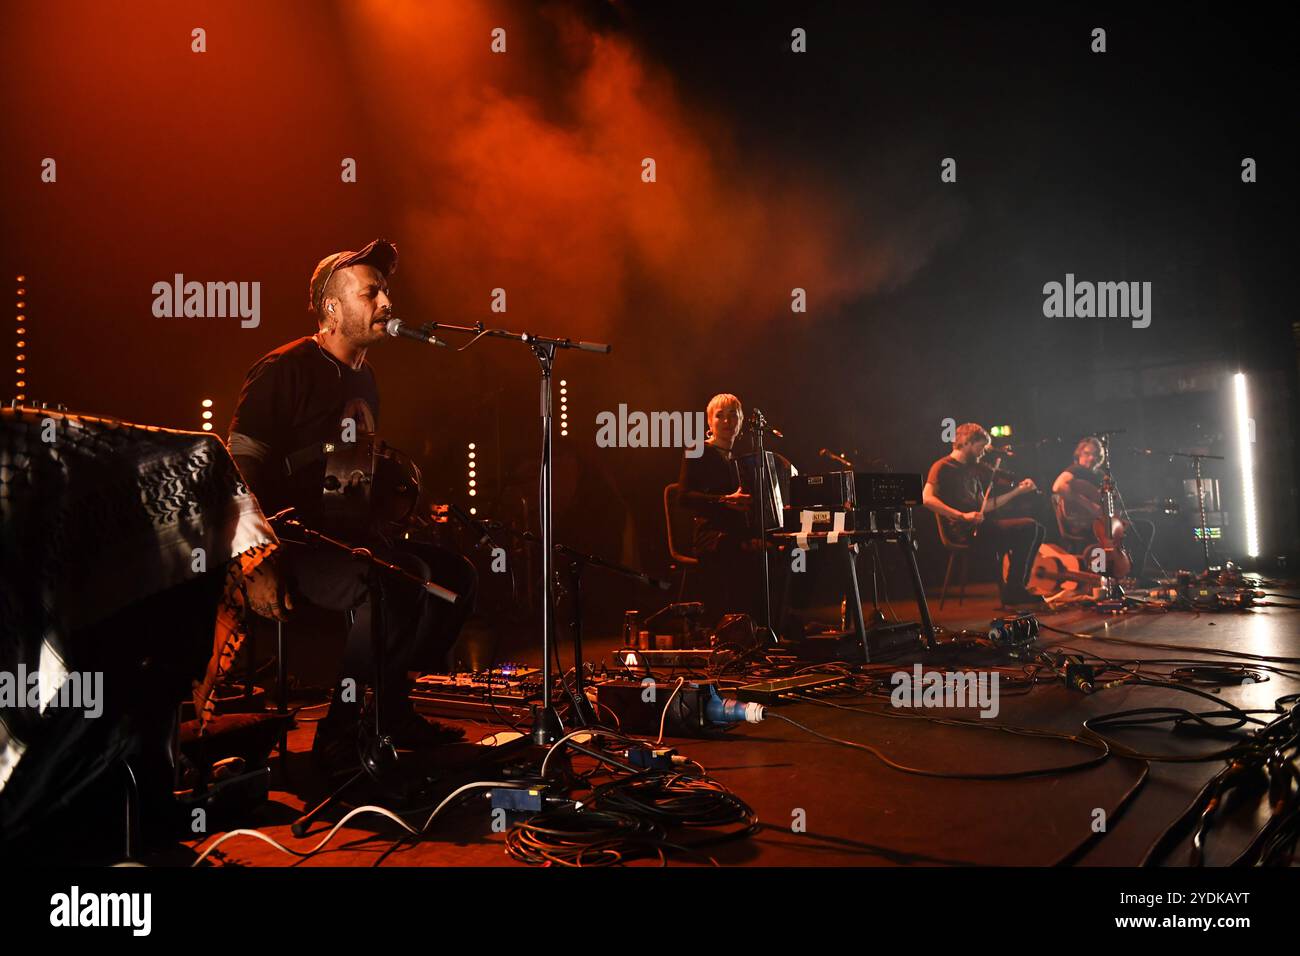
0;406;276;797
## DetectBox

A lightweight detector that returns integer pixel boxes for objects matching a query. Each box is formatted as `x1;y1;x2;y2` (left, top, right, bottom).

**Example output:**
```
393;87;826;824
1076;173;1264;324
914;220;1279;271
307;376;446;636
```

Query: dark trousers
696;537;787;633
979;517;1046;596
279;537;477;725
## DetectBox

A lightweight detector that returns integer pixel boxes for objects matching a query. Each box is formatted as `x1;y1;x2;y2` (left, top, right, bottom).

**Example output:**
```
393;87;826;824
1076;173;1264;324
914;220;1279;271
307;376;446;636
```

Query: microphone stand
1094;433;1125;601
269;513;460;836
748;408;780;646
448;505;672;728
412;319;610;744
1166;450;1225;574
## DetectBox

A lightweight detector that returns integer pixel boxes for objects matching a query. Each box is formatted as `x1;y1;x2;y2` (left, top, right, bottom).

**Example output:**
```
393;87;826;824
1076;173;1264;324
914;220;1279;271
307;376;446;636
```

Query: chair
663;483;698;600
934;512;971;608
1052;494;1092;555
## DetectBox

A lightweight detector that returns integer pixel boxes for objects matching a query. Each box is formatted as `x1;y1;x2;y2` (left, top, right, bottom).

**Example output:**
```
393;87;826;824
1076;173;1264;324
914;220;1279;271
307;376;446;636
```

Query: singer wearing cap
228;239;477;776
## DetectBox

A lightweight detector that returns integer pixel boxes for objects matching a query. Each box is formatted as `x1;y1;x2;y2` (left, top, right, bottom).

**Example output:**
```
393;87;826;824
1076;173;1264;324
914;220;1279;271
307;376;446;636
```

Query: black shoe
386;709;467;749
1003;586;1047;608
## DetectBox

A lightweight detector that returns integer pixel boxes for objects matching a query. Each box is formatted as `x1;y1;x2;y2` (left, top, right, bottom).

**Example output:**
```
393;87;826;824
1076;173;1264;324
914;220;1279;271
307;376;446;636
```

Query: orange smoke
341;1;939;340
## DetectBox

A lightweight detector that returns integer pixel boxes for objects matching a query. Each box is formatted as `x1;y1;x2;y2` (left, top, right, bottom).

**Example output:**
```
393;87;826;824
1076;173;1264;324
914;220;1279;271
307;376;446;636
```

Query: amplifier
790;471;856;509
854;473;922;508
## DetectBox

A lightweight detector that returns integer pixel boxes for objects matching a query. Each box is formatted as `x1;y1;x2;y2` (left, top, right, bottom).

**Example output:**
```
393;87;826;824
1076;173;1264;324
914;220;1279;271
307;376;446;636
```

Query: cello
1090;458;1133;580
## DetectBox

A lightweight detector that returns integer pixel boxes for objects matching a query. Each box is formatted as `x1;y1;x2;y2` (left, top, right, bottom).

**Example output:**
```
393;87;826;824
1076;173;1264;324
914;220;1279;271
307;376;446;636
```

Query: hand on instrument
962;511;985;525
1017;478;1037;494
720;489;752;511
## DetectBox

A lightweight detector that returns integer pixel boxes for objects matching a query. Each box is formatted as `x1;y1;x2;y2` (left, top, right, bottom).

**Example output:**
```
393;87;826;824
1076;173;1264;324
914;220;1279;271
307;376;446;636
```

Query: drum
317;434;421;538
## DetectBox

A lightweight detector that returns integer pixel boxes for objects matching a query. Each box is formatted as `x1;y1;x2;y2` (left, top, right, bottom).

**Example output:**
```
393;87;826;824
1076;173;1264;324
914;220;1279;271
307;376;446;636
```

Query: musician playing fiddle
923;422;1046;607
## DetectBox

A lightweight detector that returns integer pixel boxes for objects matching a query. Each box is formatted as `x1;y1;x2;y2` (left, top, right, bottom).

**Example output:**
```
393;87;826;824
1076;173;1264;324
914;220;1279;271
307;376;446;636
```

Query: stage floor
166;583;1300;868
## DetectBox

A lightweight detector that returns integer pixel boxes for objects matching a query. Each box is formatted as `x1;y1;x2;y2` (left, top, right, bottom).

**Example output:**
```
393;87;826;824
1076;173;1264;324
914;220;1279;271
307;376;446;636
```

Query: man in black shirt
923;422;1045;607
229;239;475;772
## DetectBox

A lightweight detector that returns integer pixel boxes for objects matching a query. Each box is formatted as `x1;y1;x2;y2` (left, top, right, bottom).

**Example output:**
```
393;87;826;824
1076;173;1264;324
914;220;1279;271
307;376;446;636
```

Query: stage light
469;507;477;515
1233;372;1259;558
559;377;570;438
202;399;213;408
202;411;212;420
202;423;213;432
468;441;479;502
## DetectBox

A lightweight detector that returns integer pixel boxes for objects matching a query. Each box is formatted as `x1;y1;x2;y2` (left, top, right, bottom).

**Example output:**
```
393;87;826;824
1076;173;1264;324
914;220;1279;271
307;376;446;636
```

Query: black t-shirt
677;444;748;553
229;336;380;515
926;455;981;514
1066;463;1098;485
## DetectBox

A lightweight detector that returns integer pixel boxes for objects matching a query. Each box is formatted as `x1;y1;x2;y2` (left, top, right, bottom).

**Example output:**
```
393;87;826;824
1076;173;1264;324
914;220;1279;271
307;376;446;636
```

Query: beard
342;310;389;345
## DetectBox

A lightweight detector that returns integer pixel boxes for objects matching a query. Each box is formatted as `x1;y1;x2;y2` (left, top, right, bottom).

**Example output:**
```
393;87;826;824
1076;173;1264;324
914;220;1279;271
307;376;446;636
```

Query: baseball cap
309;238;399;316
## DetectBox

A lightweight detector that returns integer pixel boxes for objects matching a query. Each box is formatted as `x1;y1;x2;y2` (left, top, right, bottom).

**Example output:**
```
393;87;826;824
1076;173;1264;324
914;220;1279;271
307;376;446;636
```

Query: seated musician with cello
676;393;768;626
228;239;477;776
923;422;1046;607
1053;436;1153;581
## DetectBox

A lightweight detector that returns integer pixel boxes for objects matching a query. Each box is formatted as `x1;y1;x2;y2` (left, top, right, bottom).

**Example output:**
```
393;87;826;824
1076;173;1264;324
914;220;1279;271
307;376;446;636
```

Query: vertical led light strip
201;398;214;431
559;378;569;437
15;275;27;401
467;441;477;515
1233;372;1259;558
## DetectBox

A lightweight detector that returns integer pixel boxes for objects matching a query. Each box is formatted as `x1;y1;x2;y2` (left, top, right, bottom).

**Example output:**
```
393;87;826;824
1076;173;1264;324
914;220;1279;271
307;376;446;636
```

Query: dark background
3;1;1296;632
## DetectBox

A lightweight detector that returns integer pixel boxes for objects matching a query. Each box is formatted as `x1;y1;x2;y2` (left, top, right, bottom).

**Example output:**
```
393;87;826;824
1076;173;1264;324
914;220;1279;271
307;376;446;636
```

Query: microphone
749;408;784;439
819;448;853;468
989;443;1016;456
385;317;448;348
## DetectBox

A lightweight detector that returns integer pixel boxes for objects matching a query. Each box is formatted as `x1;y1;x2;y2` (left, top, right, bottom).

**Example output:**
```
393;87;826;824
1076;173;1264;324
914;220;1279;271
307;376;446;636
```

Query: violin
972;461;1021;485
967;455;1040;542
